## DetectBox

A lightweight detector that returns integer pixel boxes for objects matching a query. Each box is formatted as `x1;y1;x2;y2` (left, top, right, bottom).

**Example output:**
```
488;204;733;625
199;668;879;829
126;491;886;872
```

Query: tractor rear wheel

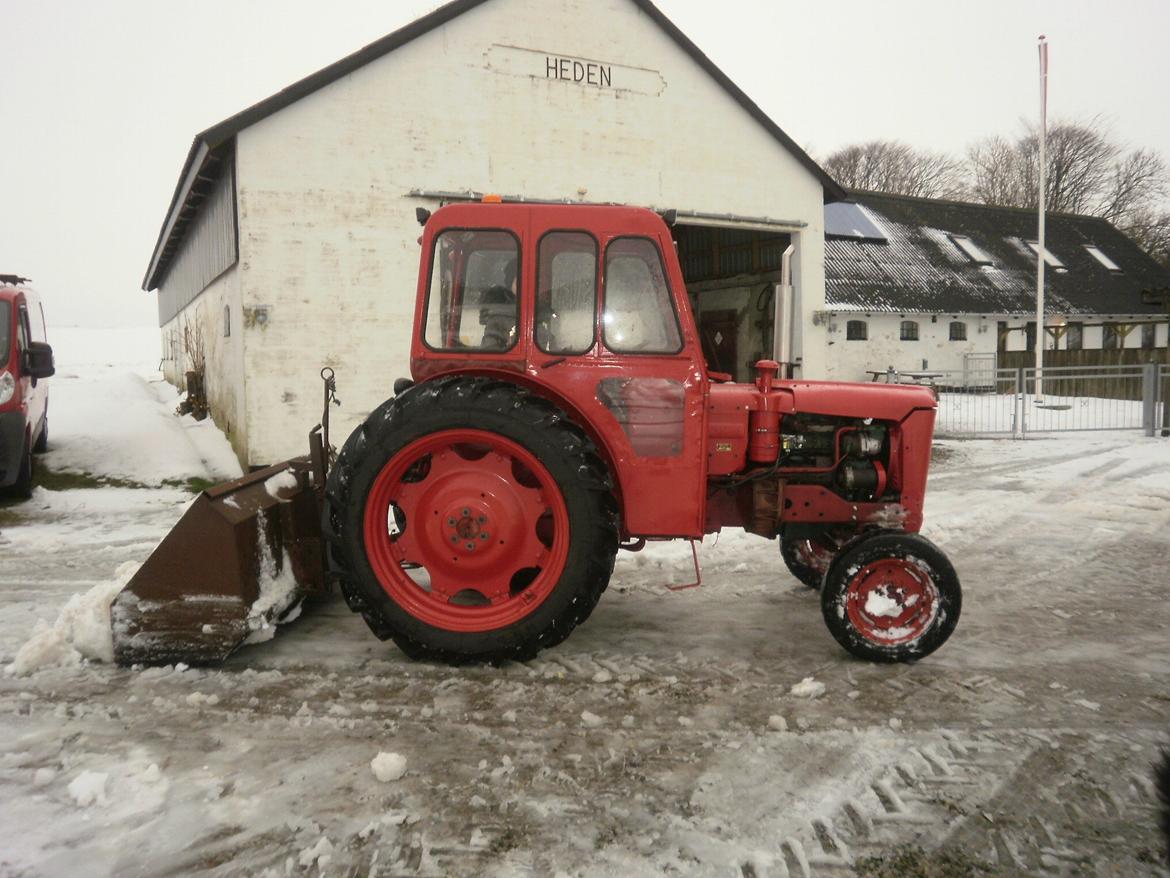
323;377;619;664
820;532;960;663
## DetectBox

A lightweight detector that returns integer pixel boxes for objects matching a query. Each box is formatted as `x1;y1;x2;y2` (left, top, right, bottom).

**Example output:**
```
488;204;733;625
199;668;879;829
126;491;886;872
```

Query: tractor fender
399;368;630;534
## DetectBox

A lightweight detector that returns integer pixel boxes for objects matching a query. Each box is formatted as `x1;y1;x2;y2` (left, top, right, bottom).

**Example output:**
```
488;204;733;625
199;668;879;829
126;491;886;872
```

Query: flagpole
1035;35;1048;403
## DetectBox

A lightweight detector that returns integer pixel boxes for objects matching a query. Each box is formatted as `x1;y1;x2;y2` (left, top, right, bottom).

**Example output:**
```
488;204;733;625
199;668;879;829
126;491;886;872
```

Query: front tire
32;417;48;454
323;377;619;664
820;532;960;663
780;533;840;589
3;435;33;500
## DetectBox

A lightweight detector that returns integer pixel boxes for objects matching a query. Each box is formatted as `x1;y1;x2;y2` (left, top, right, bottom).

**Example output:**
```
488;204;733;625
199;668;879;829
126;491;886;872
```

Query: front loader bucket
111;457;327;666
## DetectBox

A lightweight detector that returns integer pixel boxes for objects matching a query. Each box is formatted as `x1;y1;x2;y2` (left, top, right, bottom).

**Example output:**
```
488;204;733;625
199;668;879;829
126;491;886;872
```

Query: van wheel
33;419;48;454
6;436;34;500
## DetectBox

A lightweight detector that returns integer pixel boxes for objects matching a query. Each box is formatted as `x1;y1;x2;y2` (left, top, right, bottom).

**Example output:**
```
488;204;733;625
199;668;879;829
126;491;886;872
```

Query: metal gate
933;363;1167;438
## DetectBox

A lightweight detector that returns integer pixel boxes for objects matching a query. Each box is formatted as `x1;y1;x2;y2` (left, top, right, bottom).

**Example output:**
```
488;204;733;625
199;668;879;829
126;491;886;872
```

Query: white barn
145;0;843;467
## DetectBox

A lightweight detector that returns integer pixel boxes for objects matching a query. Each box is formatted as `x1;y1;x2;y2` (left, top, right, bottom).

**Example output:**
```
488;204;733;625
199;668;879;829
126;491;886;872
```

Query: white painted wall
823;313;997;382
160;265;248;459
215;0;827;465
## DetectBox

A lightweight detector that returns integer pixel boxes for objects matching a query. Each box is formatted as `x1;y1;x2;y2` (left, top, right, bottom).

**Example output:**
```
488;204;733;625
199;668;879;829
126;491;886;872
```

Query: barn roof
824;191;1170;317
143;0;844;291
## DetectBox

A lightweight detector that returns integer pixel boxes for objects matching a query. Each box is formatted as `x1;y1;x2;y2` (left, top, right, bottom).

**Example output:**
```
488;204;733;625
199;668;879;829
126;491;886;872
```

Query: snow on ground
1;328;1169;876
40;326;242;486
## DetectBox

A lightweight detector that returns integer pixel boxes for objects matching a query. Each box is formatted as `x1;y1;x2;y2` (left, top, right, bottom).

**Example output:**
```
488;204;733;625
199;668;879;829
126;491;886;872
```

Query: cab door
528;211;708;538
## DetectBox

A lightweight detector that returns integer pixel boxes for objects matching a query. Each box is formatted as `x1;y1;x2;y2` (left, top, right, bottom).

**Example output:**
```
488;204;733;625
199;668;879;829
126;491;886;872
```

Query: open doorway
672;224;792;382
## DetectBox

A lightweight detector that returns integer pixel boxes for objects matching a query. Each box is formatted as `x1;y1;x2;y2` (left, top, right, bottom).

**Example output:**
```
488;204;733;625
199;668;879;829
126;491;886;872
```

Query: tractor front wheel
820;532;960;663
780;532;842;589
323;377;619;664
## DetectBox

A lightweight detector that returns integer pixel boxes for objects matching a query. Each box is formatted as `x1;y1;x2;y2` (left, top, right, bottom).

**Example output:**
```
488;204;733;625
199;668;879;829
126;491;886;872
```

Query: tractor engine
705;360;936;541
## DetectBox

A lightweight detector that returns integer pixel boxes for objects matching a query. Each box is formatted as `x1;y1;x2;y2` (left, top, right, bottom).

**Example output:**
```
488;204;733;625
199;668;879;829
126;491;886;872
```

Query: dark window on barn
1102;323;1120;350
846;320;868;340
224;305;231;338
949;321;967;341
1066;322;1083;351
900;320;919;341
1141;323;1156;350
1025;321;1036;352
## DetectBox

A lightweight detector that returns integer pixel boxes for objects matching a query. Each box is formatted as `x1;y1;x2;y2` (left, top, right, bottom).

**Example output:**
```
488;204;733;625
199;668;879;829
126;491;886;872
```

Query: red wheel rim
796;539;836;574
843;557;939;646
362;430;570;632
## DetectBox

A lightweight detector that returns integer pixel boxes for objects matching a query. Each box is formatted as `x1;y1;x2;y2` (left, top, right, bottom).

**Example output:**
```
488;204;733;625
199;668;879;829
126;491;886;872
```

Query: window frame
1084;244;1122;273
601;235;685;356
535;229;599;356
949;234;993;266
949;321;967;341
1101;322;1120;351
1065;322;1084;351
421;227;522;354
845;319;868;341
899;320;920;342
1024;240;1066;271
1140;322;1155;350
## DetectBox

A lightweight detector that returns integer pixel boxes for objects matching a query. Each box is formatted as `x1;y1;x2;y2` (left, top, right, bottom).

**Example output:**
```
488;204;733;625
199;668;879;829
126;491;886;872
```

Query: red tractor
319;201;960;665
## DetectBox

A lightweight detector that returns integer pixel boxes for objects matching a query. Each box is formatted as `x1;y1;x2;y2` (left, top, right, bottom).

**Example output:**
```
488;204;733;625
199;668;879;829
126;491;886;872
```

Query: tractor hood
782;380;937;422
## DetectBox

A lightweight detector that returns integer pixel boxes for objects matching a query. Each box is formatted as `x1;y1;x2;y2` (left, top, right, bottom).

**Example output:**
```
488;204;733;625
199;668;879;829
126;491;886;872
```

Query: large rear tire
323;377;619;664
820;532;960;663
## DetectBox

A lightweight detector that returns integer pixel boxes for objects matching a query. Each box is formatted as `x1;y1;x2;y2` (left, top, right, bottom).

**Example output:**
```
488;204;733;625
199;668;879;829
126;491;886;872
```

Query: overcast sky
3;0;1168;329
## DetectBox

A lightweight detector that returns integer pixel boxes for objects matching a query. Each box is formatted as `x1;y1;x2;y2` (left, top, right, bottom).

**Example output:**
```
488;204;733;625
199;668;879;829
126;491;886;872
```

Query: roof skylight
825;203;888;243
1024;240;1067;272
1084;244;1122;272
948;234;992;265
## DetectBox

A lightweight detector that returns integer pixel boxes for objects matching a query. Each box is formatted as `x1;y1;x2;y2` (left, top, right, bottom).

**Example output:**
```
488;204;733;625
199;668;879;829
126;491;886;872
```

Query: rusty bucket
111;457;327;666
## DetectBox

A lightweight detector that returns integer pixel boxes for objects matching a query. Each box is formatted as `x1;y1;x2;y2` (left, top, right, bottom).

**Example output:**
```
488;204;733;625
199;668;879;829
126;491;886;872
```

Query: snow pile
67;771;109;808
789;677;826;699
264;469;299;502
243;548;303;645
6;561;140;677
370;752;407;783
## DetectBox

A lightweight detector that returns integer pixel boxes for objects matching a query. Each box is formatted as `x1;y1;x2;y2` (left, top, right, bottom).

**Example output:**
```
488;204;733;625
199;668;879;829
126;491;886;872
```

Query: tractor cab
410;202;710;538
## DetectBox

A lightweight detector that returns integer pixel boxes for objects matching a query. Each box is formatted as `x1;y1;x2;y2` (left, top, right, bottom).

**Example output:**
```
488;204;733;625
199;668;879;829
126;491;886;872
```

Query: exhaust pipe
772;244;796;376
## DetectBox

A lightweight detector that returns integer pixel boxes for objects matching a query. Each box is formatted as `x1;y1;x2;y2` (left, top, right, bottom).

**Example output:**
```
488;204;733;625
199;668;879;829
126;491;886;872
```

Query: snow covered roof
143;0;844;292
825;191;1170;316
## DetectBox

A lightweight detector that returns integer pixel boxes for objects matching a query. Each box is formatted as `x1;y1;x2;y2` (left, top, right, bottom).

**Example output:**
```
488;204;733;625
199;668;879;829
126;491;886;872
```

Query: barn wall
823;314;998;382
232;0;827;465
159;265;248;460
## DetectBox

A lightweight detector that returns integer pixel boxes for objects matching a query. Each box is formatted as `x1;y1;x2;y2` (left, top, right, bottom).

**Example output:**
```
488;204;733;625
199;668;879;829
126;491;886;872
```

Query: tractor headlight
0;370;14;406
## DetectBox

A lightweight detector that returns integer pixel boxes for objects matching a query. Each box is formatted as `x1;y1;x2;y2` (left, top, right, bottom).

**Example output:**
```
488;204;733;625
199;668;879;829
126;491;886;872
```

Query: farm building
821;191;1170;383
143;0;844;467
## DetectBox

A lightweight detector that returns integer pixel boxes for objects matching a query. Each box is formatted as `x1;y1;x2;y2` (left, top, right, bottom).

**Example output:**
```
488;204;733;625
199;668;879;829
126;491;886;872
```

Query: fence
931;363;1168;438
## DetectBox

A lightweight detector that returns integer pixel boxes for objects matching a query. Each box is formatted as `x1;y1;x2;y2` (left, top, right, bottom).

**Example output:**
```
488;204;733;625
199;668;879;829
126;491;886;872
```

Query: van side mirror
23;341;55;380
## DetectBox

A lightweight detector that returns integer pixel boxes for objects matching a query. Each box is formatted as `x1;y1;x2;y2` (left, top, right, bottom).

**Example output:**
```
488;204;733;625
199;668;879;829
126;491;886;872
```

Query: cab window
424;230;520;352
602;238;683;354
536;232;597;355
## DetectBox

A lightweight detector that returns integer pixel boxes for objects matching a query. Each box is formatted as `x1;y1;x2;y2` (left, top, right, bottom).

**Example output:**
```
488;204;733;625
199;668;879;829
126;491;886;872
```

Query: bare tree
1123;208;1170;267
823;140;966;199
967;117;1169;264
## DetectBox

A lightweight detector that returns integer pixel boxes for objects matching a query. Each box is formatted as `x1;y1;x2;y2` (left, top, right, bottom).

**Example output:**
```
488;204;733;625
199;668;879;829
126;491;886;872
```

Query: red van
0;275;54;498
